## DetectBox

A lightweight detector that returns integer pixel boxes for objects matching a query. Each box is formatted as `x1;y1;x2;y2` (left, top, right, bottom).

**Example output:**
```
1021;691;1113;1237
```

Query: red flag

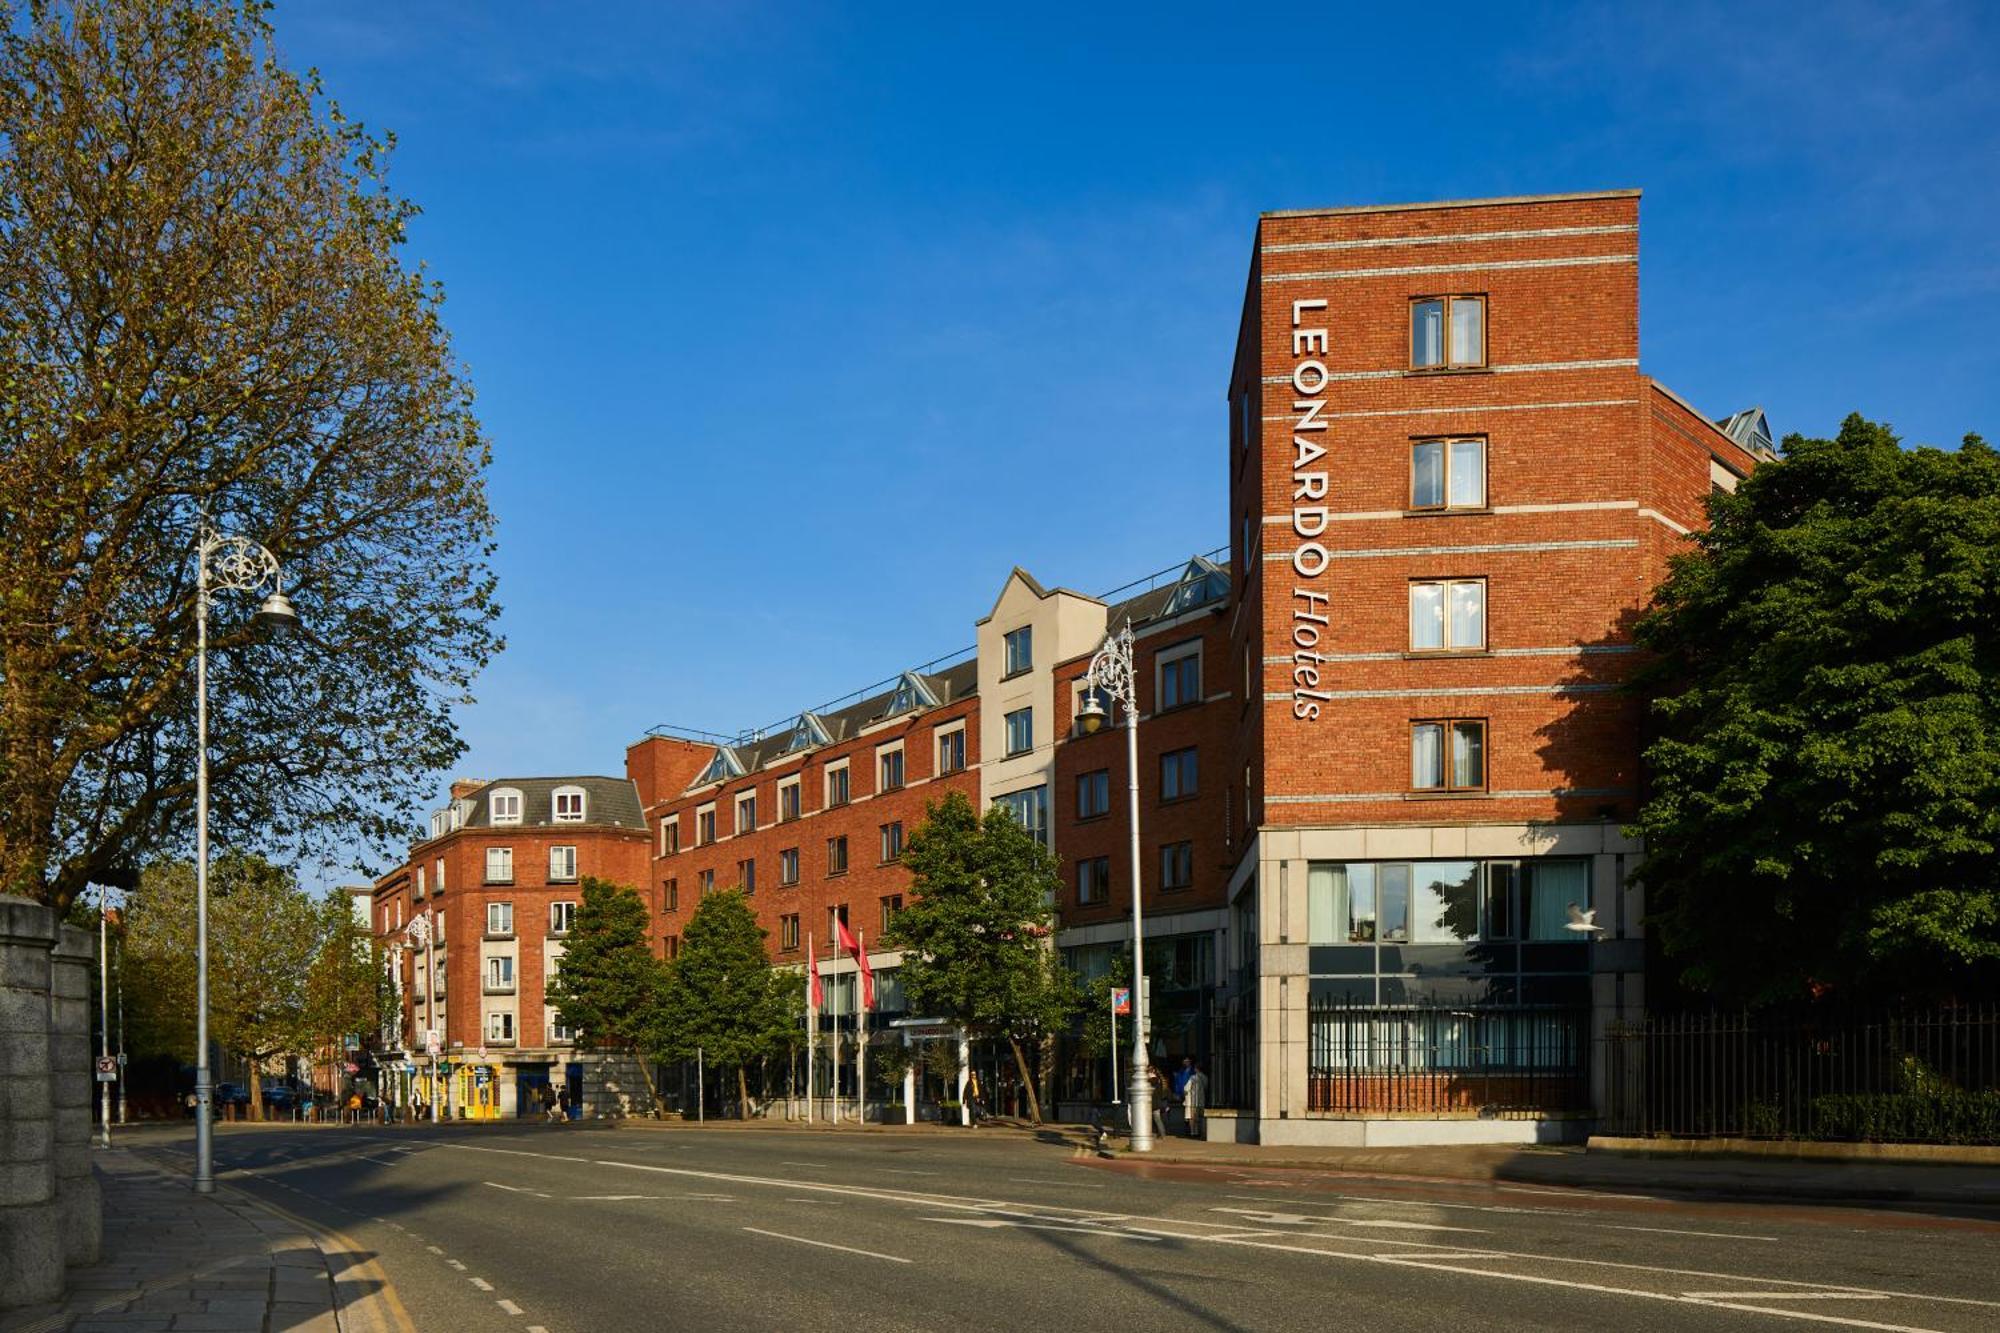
854;936;875;1011
808;937;822;1010
836;915;859;958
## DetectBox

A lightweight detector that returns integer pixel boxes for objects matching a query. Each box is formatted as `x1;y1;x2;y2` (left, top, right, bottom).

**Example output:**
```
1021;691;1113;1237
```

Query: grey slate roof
460;776;646;830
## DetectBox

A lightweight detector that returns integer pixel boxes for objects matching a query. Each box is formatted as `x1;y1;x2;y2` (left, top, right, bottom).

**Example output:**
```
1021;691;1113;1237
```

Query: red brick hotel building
374;190;1770;1143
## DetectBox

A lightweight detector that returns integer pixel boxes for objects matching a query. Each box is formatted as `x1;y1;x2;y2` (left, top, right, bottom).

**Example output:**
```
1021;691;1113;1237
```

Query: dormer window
884;672;940;719
552;785;586;823
784;713;831;755
697;748;745;786
489;788;523;826
1163;556;1228;616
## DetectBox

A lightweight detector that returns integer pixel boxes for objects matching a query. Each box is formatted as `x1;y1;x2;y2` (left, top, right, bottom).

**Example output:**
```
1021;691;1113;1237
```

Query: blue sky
273;1;1998;868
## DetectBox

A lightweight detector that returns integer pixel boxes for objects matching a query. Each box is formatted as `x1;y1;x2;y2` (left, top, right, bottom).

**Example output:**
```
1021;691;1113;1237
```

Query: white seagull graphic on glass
1565;903;1606;934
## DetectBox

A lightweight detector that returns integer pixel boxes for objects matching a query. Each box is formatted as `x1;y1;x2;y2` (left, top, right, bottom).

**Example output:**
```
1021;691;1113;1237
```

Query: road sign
1112;987;1131;1015
94;1055;117;1082
424;1028;441;1054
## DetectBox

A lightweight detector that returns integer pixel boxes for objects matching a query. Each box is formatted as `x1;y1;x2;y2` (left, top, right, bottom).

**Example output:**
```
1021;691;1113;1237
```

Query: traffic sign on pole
94;1055;118;1082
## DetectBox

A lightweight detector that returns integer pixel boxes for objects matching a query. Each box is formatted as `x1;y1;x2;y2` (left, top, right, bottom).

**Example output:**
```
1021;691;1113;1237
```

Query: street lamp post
193;526;300;1194
1077;622;1152;1152
405;913;440;1124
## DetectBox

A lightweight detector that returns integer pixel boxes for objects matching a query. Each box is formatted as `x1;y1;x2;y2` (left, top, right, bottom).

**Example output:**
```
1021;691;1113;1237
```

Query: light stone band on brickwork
1265;396;1639;423
1261;537;1638;561
1260;357;1637;386
1262;682;1619;702
1261;252;1636;283
1260;223;1637;254
1265;787;1634;804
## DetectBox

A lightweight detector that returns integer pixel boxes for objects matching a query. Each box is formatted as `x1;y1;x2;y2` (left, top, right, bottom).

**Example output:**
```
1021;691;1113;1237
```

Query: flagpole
832;925;843;1125
858;929;868;1127
1110;988;1121;1105
806;934;816;1125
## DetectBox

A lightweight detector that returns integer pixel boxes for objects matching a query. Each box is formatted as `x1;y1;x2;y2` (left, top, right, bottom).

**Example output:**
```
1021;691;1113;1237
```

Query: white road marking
528;1327;549;1333
925;1216;1160;1241
1498;1184;1653;1202
1611;1224;1778;1243
1684;1293;1891;1302
425;1245;443;1254
1225;1190;1558;1218
741;1227;911;1264
448;1261;466;1271
469;1277;493;1291
1348;1219;1488;1233
575;1194;665;1201
484;1181;551;1198
884;1168;939;1176
497;1299;524;1315
1007;1177;1103;1188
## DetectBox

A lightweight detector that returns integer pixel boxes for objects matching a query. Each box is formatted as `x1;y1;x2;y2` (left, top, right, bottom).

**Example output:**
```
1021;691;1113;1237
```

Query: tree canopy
653;888;793;1118
0;0;499;911
545;877;666;1108
1631;415;2000;1003
885;791;1076;1122
121;852;385;1117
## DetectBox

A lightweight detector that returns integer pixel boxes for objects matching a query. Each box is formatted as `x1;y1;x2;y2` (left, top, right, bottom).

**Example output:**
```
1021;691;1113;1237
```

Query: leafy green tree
652;889;792;1118
885;791;1076;1123
304;892;393;1097
545;877;668;1112
122;853;329;1118
1631;415;2000;1003
0;0;499;912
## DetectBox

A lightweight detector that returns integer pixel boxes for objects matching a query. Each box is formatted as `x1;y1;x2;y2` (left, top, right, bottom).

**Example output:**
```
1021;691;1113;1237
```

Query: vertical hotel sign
1288;298;1331;721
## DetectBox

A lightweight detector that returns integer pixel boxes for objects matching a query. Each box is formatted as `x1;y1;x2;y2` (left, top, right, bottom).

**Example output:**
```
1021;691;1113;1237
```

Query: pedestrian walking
1147;1064;1171;1140
1183;1061;1208;1138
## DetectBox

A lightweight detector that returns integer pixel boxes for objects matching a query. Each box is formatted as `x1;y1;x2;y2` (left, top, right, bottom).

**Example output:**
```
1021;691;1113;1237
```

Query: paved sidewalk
0;1148;406;1333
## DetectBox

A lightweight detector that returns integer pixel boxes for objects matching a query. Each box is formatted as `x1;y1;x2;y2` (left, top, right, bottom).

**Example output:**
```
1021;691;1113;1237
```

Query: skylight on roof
784;713;830;754
1165;556;1229;615
884;671;940;718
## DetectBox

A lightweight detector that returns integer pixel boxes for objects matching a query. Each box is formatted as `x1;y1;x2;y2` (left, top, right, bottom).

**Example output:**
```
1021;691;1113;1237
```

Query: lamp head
1077;691;1108;736
253;590;301;633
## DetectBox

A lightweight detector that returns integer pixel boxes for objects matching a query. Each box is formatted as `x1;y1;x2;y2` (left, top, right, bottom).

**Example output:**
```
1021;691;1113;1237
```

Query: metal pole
98;881;111;1147
427;916;439;1123
806;934;815;1124
194;539;215;1192
858;929;868;1127
115;935;127;1124
697;1046;704;1123
831;929;843;1125
1124;693;1152;1152
1110;990;1120;1105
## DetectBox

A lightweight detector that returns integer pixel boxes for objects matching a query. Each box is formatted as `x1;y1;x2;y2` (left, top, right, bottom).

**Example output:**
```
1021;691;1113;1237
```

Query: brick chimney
449;778;487;802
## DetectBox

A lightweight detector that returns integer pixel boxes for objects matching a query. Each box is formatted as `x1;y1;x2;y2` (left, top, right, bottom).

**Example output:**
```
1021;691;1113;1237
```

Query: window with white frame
780;847;800;886
1004;707;1032;756
877;743;905;791
415;866;426;899
552;785;586;823
936;724;966;775
825;761;850;808
548;1017;574;1044
486;956;514;990
484;847;513;884
737;857;756;894
780;913;800;951
660;817;680;855
698;868;715;895
489;788;523;825
994;785;1048;846
486;1011;514;1042
879;821;903;863
696;804;716;845
735;791;757;835
1409;579;1486;652
778;778;801;822
435;857;445;893
548;845;578;882
1411;437;1486;510
827;834;849;875
1156;641;1202;711
550;901;575;934
1003;625;1033;676
486;901;514;935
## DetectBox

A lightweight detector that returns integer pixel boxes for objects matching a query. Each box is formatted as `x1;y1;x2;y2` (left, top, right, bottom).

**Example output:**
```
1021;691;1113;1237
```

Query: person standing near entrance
1183;1061;1208;1138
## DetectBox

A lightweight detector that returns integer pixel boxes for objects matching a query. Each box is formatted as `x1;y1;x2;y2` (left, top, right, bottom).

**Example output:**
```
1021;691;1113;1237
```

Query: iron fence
1600;1005;2000;1144
1306;1000;1591;1115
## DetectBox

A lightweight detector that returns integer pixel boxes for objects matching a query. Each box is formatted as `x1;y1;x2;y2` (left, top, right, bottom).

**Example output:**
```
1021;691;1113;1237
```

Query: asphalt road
124;1120;2000;1333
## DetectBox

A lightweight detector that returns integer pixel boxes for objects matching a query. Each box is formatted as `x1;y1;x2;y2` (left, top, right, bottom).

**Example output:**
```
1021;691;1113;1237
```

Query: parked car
214;1082;250;1108
262;1083;299;1111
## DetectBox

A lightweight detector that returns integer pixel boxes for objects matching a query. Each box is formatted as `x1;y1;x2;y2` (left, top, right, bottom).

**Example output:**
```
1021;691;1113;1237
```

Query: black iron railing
1601;1004;2000;1144
1306;1000;1591;1114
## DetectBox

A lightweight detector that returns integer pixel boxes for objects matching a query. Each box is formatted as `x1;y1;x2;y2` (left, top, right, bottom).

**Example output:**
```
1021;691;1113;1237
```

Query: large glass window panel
1448;439;1486;507
1449;581;1485;649
1412;440;1444;508
1379;863;1412;943
1451;721;1485;788
1307;863;1347;945
1346;863;1377;942
1411;723;1443;789
1449;297;1485;365
1528;859;1589;939
1411;300;1444;368
1412;861;1480;943
1409;583;1445;650
1485;862;1521;939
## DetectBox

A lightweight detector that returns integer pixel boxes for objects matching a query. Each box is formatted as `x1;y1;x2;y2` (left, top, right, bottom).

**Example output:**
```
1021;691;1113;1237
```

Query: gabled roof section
782;712;832;754
445;777;647;832
883;671;941;720
1163;555;1229;616
1716;407;1776;461
693;747;746;787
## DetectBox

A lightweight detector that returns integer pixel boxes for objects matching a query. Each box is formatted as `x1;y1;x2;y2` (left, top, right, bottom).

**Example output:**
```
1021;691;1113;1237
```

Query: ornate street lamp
1079;622;1153;1152
192;527;300;1193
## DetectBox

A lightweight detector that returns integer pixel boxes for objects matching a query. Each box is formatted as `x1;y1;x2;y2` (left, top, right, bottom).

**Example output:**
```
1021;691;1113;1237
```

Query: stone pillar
0;895;60;1308
50;925;101;1266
